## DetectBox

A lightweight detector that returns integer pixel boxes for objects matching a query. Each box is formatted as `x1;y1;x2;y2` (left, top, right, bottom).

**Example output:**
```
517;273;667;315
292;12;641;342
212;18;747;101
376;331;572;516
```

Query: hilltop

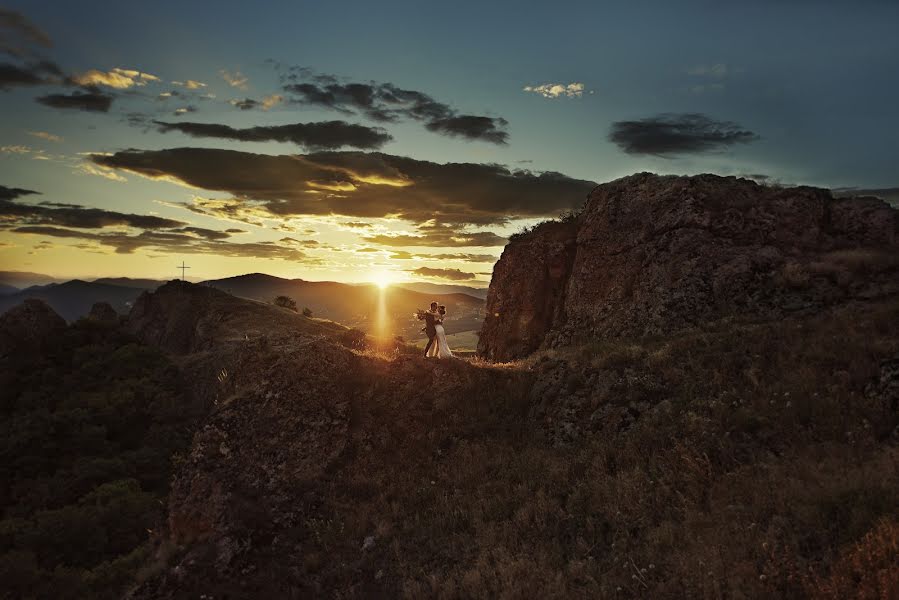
1;174;897;599
479;173;898;360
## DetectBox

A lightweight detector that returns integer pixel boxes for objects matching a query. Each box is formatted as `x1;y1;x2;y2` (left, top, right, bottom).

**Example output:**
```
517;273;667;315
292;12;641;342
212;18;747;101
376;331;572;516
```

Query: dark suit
423;311;437;356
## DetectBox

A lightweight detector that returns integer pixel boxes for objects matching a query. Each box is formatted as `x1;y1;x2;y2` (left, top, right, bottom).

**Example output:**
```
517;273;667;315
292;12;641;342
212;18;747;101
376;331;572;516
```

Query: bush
302;307;313;317
273;295;297;312
0;319;200;599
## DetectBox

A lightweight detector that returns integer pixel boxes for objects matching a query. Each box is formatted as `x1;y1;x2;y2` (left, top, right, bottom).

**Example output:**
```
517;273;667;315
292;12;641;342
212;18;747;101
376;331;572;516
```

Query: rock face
479;173;899;361
0;298;66;360
88;301;118;323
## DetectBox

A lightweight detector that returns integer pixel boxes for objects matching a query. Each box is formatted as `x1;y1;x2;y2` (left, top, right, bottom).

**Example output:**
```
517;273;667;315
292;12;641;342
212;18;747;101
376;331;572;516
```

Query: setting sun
373;270;395;289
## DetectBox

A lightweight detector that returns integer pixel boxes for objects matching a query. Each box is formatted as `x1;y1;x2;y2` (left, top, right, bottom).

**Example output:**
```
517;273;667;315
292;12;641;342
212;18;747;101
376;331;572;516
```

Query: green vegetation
0;319;202;599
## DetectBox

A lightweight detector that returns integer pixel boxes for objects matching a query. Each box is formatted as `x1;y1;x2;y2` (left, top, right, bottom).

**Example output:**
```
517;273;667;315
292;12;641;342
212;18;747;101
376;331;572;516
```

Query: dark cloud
279;237;319;247
608;113;758;156
343;221;372;229
1;184;314;261
425;115;509;144
36;87;113;112
153;120;393;150
11;225;311;260
0;8;52;57
282;71;509;144
0;60;62;90
91;148;596;227
0;193;186;229
0;185;39;201
231;97;258;110
408;267;477;281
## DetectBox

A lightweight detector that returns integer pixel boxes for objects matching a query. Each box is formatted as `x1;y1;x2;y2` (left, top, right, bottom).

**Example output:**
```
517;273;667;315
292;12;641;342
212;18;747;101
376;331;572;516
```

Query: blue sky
1;0;897;283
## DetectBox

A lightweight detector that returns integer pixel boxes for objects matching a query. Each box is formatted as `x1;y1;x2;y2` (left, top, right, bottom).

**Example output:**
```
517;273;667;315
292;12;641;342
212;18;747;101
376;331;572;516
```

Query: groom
422;301;438;357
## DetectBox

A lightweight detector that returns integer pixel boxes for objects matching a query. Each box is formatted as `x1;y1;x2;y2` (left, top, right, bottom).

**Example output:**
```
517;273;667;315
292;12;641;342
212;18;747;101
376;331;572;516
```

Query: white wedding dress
427;313;454;359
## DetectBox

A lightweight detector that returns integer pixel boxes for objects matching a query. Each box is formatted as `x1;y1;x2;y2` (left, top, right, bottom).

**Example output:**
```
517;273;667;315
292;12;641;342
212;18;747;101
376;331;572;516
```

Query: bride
427;305;454;359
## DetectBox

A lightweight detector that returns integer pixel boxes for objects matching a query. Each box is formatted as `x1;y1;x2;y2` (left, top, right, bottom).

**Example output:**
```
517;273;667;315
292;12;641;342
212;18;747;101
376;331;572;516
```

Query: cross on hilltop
177;261;190;281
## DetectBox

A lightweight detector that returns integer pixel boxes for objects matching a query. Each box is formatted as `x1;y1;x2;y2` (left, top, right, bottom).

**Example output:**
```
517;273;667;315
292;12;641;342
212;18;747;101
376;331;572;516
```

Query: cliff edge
479;173;899;361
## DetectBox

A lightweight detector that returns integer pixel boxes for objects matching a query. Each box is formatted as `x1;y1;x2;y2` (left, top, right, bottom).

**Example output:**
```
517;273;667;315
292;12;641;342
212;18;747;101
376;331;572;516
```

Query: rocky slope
479;173;899;361
113;279;899;599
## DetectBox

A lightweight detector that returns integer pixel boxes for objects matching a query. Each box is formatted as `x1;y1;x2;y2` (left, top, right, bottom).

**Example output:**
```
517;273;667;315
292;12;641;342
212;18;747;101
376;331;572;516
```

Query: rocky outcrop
0;298;66;360
88;301;118;323
476;220;578;360
479;173;899;361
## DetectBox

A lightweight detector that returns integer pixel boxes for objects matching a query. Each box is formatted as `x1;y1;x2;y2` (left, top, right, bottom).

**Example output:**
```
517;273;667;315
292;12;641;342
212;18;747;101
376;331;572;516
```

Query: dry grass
264;299;899;599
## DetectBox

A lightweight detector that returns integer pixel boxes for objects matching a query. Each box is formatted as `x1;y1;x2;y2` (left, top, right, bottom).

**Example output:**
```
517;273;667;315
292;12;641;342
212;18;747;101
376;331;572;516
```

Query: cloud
261;94;283;110
0;192;186;229
172;79;206;89
523;82;589;98
0;185;40;201
282;71;509;144
36;88;113;112
91;148;596;226
27;130;62;142
686;64;728;78
608;113;758;156
232;94;284;111
11;225;311;260
0;8;52;57
0;60;62;90
418;252;497;262
72;67;159;89
1;187;314;261
363;225;507;247
230;97;258;110
388;250;496;262
77;163;128;182
153;120;393;150
425;116;508;144
220;69;248;89
408;266;476;281
173;106;197;116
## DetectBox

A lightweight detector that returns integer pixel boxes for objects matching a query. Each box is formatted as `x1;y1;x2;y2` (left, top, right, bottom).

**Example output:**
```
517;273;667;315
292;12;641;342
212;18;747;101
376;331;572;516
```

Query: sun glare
373;271;394;289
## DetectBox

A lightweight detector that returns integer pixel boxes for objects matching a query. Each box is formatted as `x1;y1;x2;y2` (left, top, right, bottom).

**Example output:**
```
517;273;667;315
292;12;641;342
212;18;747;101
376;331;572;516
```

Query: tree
273;296;297;312
302;307;313;317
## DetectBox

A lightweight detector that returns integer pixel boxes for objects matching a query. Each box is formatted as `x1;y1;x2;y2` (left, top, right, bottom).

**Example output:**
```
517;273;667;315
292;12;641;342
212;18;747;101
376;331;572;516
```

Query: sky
1;0;897;286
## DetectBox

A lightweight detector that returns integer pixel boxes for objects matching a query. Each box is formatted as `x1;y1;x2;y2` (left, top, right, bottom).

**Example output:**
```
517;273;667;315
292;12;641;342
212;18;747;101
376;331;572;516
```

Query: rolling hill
0;279;146;322
201;273;485;339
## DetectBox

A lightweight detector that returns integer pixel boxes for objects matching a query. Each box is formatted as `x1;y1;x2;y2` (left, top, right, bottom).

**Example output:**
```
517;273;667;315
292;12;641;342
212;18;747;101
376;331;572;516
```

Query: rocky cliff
479;173;899;361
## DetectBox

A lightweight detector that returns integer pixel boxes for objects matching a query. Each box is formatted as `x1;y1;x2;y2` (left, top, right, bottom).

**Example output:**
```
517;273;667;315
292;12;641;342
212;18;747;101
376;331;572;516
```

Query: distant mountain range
395;281;488;300
202;273;484;338
0;272;487;338
0;280;147;322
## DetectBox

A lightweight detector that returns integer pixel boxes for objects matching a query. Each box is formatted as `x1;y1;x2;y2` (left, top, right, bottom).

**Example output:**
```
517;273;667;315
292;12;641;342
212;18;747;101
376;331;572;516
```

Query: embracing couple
420;301;454;359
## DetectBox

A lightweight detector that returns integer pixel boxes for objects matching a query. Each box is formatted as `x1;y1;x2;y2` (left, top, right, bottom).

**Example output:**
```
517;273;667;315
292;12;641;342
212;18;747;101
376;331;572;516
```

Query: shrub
302;307;313;317
273;296;297;311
